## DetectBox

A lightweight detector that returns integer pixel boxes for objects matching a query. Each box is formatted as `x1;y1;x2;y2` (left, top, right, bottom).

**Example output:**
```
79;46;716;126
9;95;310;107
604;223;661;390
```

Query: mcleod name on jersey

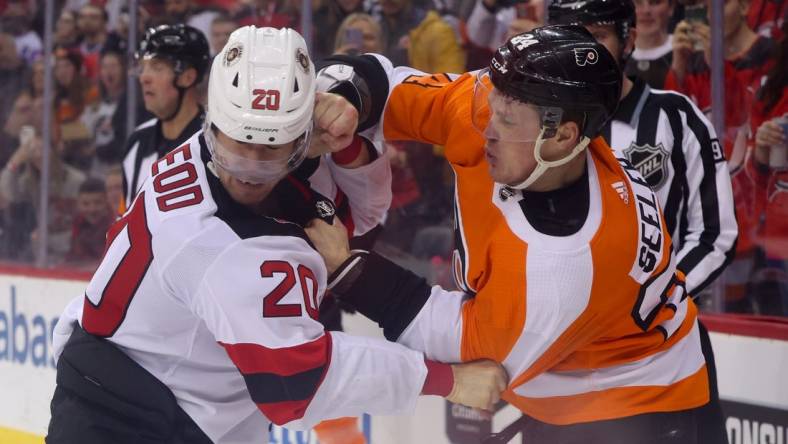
74;132;426;442
353;61;710;425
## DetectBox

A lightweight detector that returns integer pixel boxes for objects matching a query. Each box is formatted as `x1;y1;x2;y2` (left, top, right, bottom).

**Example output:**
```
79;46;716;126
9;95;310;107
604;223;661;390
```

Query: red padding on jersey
220;334;331;376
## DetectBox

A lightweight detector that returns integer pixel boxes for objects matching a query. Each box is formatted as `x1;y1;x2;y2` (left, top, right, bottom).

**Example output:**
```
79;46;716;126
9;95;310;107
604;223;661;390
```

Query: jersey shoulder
125;118;158;145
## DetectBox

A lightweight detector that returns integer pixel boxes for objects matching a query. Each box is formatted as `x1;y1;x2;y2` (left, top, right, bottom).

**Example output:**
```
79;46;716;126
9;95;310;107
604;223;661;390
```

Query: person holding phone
333;13;384;56
666;0;775;145
742;19;788;316
665;0;776;314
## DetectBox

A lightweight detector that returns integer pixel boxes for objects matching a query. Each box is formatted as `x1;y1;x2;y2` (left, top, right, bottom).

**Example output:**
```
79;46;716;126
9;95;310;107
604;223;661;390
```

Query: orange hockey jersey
382;68;710;425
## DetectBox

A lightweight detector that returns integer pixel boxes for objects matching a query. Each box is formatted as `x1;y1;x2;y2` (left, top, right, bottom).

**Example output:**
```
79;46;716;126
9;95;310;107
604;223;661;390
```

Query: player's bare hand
671;21;694;82
692;23;711;64
305;217;352;274
309;92;359;158
446;360;508;411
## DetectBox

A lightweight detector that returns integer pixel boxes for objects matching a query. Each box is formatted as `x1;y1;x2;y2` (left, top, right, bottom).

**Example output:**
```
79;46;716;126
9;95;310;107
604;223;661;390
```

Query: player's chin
228;178;274;204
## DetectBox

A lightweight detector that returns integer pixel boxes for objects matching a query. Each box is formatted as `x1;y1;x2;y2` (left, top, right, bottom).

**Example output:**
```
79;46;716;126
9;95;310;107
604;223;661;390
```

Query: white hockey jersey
57;131;425;442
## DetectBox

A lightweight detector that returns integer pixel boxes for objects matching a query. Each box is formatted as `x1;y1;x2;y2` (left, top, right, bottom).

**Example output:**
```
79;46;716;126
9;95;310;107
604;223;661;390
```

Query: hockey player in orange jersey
306;25;719;443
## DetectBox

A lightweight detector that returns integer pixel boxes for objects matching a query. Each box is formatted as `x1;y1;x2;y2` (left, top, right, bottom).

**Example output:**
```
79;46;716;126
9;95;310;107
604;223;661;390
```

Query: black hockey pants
46;326;212;444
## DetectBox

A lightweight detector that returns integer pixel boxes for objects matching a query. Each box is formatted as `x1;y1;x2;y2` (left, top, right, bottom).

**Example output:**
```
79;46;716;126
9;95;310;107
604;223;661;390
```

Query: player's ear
176;67;198;89
554;120;580;153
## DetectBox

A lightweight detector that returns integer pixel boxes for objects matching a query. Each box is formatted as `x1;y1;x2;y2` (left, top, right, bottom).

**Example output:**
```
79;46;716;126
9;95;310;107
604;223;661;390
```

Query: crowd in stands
0;0;784;315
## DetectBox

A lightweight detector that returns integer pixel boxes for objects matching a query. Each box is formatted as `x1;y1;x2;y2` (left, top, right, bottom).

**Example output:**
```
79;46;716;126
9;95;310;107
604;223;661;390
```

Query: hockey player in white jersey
46;26;507;444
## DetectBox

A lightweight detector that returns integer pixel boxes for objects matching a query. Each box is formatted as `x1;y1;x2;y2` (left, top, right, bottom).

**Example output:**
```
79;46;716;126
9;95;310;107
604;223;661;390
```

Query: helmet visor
204;121;311;185
471;69;563;143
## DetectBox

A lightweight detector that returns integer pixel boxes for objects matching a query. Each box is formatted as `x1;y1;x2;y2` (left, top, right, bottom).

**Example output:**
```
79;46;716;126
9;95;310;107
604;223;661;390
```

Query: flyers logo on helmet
574;48;599;66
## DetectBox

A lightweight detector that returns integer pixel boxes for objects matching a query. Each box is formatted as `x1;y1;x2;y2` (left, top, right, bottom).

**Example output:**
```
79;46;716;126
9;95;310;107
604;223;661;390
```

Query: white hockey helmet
206;27;315;183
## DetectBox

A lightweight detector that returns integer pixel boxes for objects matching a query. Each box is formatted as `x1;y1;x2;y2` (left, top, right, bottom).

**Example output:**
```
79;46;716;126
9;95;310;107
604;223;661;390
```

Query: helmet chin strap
508;128;591;190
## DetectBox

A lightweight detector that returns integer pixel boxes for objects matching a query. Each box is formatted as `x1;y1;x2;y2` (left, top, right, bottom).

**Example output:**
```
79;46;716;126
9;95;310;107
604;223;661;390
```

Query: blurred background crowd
0;0;784;318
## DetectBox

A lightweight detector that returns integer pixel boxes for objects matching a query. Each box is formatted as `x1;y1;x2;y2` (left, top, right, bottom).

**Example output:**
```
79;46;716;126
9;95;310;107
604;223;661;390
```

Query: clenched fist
309;92;359;158
447;360;508;411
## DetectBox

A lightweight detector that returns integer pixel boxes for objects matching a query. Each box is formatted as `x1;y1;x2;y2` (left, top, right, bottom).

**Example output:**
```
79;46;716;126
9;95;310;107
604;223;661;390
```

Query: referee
549;1;738;443
121;24;210;211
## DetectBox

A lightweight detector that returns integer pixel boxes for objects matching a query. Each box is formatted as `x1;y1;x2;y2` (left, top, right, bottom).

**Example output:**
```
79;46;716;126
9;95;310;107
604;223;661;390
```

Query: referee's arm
674;101;738;296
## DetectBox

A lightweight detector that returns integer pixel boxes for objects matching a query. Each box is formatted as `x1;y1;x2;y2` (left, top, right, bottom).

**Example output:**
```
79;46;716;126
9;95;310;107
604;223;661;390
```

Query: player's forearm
329;251;434;341
287;331;428;430
327;140;392;235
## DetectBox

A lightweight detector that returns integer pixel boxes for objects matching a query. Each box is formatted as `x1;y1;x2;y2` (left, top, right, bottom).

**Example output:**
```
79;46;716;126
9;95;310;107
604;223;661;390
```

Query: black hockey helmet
488;25;622;139
547;0;636;43
137;24;210;83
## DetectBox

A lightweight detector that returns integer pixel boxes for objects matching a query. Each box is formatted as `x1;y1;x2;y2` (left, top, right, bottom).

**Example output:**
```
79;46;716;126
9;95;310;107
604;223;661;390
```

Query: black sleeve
330;252;432;341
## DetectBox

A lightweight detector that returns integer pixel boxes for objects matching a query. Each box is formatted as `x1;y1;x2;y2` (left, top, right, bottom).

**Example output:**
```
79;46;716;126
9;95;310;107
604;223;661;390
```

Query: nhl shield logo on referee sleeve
574;48;598;66
623;142;670;189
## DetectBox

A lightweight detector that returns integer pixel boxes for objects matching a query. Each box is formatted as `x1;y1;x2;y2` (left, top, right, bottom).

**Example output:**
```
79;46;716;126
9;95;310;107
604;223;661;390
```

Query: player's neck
726;24;758;59
161;99;200;140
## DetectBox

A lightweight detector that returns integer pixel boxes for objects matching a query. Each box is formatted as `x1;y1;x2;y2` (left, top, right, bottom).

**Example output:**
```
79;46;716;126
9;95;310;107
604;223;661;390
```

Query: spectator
77;3;111;79
741;20;787;314
162;0;220;39
625;0;675;88
307;0;367;60
666;0;775;159
53;47;99;171
83;48;126;176
465;0;544;51
464;0;544;69
55;9;81;50
376;0;466;72
65;177;113;269
104;165;123;215
209;14;238;56
234;0;292;30
1;90;40;169
0;32;30;128
333;12;384;55
0;124;86;263
0;2;42;65
747;0;785;39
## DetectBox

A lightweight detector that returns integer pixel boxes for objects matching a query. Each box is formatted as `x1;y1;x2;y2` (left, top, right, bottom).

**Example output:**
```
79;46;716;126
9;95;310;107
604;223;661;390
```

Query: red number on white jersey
261;261;319;319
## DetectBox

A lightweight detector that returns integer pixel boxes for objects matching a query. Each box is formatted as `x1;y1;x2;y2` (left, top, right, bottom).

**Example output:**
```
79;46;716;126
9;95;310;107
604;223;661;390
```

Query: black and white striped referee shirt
602;78;739;296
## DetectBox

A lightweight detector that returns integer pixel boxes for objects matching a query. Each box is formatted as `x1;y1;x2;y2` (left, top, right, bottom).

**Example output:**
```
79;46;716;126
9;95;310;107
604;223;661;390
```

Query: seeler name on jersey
618;157;664;279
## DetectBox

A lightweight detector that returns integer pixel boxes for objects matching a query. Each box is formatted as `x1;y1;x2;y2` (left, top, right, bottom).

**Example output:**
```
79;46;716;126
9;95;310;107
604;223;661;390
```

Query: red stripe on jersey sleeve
220;334;333;425
219;334;330;376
